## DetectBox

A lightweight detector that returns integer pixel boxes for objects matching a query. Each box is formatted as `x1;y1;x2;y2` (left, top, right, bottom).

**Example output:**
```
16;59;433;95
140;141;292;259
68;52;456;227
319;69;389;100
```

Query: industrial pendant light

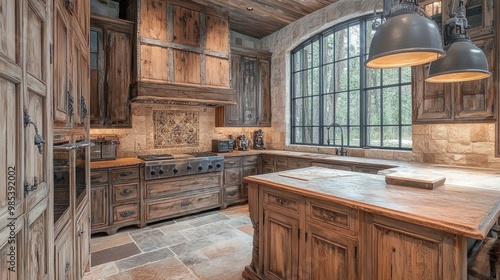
426;0;491;83
365;0;445;69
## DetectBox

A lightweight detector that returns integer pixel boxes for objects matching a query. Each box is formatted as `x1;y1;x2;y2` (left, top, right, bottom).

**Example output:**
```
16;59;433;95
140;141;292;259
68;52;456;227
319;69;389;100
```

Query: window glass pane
294;72;303;98
349;91;360;125
334;60;348;92
294;127;303;143
466;0;482;29
401;67;411;83
312;40;320;67
304;127;313;143
349;24;360;56
304;69;312;96
324;94;334;126
365;18;378;53
304;44;312;68
349;58;360;89
366;68;381;87
312;96;320;126
312;127;320;144
90;31;98;52
303;97;313;126
323;64;334;93
293;98;303;126
323;33;334;64
383;126;400;147
401;126;412;148
312;68;320;95
367;126;381;147
349;126;360;146
382;68;400;86
401;85;412;125
335;92;348;125
367;89;381;125
90;53;98;69
382;87;399;125
335;29;348;61
294;50;303;71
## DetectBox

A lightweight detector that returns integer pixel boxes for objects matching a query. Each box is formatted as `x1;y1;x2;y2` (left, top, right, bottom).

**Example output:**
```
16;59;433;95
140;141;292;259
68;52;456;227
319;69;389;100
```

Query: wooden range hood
127;0;236;106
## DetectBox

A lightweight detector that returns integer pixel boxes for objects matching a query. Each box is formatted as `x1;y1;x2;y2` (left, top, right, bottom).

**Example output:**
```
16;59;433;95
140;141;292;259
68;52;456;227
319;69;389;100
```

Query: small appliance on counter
212;138;234;153
236;135;250;151
253;129;265;150
90;135;120;161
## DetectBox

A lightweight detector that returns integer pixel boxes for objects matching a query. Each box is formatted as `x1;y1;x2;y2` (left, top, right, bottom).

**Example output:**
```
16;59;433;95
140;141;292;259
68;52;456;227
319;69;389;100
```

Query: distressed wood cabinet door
304;223;358;280
263;210;300;280
0;0;53;279
90;185;108;233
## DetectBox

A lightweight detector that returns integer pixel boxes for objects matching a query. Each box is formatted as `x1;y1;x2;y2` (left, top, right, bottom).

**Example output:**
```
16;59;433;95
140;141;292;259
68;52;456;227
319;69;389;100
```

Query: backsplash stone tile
152;110;199;148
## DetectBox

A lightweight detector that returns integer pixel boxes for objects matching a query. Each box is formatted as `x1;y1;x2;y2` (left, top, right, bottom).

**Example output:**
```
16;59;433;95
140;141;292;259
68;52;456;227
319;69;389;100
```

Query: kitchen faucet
326;123;347;156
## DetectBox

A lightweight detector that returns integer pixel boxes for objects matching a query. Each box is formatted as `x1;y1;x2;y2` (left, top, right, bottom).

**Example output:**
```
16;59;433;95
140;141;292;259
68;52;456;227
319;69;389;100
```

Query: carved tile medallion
153;110;199;148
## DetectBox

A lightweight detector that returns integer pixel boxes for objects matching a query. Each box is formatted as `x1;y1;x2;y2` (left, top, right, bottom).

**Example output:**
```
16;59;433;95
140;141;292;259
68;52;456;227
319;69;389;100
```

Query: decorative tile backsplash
153;110;199;148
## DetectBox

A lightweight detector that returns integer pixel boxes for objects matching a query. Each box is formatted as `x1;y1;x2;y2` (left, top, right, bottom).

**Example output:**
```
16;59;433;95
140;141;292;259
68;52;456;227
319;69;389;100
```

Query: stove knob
158;168;165;175
216;163;222;168
197;165;203;171
173;168;178;174
150;169;157;176
186;165;192;171
208;164;214;169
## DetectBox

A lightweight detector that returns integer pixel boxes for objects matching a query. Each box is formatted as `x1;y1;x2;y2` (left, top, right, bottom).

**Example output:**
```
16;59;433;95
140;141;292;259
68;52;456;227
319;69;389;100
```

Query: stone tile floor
83;205;252;280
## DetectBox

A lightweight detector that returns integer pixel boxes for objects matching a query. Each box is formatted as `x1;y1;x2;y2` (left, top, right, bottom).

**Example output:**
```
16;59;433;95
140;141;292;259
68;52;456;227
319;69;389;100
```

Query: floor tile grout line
175;255;202;280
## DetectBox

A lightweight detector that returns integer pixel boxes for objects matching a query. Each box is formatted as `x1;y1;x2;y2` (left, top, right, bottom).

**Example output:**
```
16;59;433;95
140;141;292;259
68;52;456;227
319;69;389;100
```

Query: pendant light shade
365;2;445;69
426;1;491;83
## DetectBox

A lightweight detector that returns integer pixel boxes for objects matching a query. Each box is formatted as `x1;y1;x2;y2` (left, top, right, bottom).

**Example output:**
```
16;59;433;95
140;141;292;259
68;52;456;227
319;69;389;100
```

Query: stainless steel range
138;152;224;180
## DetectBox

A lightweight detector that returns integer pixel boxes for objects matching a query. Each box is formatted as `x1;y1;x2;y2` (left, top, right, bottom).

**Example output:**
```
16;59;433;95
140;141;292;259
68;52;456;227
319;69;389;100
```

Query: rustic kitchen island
242;166;500;280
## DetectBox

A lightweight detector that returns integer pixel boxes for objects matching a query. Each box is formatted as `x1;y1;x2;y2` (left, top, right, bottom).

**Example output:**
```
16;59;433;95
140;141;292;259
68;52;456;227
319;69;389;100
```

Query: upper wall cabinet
90;14;134;127
125;0;235;106
413;0;496;123
216;47;272;127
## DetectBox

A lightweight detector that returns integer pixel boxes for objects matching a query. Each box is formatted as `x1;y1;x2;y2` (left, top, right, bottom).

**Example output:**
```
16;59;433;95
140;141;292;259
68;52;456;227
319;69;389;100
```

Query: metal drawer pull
119;171;133;177
23;108;45;154
120;210;135;217
247;159;256;162
276;198;290;205
228;190;238;196
229;161;236;165
181;201;192;207
120;188;132;196
65;261;70;272
91;174;103;180
24;177;38;197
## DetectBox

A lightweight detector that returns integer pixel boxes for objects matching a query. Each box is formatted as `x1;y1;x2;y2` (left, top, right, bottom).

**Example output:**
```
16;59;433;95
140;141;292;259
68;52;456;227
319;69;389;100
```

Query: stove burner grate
137;154;174;161
188;152;219;157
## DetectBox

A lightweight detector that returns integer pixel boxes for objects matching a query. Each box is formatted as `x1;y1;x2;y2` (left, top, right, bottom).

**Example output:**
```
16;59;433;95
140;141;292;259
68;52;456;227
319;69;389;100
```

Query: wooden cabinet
55;222;73;280
76;206;90;279
216;47;272;126
90;14;134;127
413;0;497;123
260;155;312;173
125;0;235;105
90;165;142;235
222;155;260;207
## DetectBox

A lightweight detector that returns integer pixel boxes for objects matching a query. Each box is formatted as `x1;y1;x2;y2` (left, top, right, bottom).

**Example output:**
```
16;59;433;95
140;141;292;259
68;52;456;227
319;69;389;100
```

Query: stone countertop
244;166;500;239
90;158;144;169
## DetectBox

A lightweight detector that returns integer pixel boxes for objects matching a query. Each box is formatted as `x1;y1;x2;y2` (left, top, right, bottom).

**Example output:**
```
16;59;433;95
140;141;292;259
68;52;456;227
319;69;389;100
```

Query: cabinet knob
120;188;132;196
119;210;135;218
78;229;85;236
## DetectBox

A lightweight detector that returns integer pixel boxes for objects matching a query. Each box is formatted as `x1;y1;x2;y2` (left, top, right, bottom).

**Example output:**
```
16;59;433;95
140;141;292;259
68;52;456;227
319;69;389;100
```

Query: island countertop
244;166;500;239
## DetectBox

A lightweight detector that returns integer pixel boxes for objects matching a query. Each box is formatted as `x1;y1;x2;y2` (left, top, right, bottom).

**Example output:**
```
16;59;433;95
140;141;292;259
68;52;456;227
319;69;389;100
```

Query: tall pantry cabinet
53;0;91;279
0;0;53;279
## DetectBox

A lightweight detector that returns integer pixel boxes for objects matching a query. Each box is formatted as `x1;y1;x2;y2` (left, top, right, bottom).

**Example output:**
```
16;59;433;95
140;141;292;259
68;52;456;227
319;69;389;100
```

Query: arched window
290;14;412;149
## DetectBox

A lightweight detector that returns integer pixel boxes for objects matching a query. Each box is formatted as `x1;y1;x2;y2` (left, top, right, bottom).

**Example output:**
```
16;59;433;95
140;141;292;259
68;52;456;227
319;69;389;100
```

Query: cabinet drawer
90;170;109;185
145;172;221;199
110;166;140;182
113;203;139;224
287;158;311;169
224;168;242;185
307;200;358;234
224;157;242;168
261;156;274;166
224;185;240;203
146;191;221;222
112;182;139;203
242;155;259;166
264;191;299;213
275;157;288;168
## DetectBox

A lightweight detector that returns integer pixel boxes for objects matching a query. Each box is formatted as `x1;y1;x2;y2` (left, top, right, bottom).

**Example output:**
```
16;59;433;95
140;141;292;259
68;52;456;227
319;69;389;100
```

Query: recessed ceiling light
246;7;254;11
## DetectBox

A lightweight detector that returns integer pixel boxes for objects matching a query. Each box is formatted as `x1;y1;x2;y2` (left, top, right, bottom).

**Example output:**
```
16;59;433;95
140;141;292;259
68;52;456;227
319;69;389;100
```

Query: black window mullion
319;37;325;145
359;18;367;148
